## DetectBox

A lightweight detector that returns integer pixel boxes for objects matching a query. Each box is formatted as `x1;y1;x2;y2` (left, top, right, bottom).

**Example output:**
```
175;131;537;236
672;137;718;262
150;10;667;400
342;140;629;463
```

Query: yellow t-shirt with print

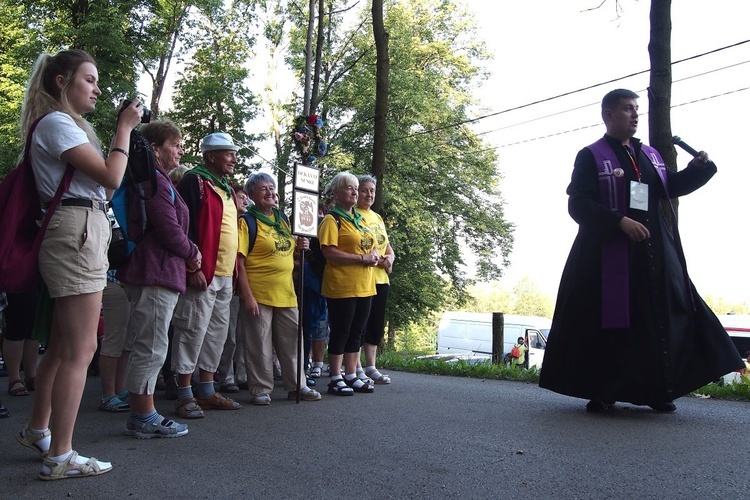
357;207;390;285
238;215;297;307
319;212;376;299
214;185;238;277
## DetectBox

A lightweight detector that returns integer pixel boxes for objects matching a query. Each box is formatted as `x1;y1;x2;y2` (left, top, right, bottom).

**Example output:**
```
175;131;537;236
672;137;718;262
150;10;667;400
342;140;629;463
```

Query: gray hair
329;171;358;195
244;172;276;194
357;174;377;187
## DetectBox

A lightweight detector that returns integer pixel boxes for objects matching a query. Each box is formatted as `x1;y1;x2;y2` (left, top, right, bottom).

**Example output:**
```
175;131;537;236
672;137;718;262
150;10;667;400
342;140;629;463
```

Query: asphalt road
1;371;748;499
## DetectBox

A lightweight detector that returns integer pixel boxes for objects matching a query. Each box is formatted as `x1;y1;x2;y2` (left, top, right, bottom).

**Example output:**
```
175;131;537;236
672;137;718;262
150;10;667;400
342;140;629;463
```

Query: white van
435;312;552;369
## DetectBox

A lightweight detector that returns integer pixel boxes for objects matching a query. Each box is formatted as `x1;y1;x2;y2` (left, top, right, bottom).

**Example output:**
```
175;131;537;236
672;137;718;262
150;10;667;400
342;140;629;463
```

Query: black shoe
648;401;676;412
0;400;9;418
585;400;614;413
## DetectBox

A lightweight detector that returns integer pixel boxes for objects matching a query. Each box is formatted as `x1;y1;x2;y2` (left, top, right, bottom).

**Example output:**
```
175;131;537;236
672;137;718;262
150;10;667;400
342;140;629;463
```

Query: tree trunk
648;0;676;172
303;0;315;116
648;0;677;221
310;0;325;114
371;0;389;212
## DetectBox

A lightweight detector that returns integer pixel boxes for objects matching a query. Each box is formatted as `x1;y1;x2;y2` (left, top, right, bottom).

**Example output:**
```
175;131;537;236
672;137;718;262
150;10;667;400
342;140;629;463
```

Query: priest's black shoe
585;400;614;413
648;401;676;412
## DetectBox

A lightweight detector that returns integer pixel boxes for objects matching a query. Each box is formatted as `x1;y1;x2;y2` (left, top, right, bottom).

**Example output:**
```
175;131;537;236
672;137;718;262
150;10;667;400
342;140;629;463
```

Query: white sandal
16;426;51;456
39;451;112;481
366;369;391;385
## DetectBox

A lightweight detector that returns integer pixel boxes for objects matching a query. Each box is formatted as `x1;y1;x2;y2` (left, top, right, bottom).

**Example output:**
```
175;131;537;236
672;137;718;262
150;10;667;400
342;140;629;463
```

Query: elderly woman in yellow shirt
236;172;321;404
319;172;378;395
356;175;395;384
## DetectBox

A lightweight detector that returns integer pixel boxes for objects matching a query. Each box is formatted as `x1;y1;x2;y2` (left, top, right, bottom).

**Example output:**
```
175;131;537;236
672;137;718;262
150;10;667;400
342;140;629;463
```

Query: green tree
18;0;143;144
168;0;260;177
315;0;514;332
510;277;554;318
464;282;512;314
0;4;42;177
129;0;206;117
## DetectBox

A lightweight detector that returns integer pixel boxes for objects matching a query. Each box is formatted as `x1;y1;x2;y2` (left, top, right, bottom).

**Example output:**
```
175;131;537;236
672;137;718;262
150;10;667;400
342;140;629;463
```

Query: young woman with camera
15;49;142;480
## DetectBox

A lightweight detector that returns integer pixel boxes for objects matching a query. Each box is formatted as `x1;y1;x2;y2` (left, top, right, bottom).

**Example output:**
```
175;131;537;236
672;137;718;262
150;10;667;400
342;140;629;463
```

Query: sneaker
251;393;271;405
288;389;321;401
125;416;188;439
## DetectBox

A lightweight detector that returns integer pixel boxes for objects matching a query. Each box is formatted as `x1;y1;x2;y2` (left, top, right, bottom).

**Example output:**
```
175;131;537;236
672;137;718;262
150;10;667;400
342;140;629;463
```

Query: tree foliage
1;1;141;175
168;0;260;178
296;0;514;330
0;4;42;177
0;0;516;338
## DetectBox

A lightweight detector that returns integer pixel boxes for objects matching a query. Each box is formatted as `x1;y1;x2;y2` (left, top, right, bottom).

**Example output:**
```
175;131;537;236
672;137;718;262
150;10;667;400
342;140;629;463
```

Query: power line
473;59;750;138
493;87;749;149
388;39;750;143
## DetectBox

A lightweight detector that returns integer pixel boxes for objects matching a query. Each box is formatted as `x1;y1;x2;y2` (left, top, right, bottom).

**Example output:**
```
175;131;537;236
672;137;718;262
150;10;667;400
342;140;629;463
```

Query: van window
526;329;546;349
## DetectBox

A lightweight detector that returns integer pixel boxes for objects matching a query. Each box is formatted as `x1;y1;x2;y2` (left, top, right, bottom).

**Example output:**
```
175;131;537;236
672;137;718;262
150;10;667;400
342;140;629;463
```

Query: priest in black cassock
539;89;743;413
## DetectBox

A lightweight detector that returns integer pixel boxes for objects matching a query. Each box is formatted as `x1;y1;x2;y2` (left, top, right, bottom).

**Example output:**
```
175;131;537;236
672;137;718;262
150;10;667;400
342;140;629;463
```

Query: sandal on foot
365;369;391;385
327;379;354;396
99;396;130;413
309;365;322;378
196;392;241;410
344;377;375;393
9;379;29;396
175;397;205;419
288;389;322;401
17;426;51;456
39;451;112;481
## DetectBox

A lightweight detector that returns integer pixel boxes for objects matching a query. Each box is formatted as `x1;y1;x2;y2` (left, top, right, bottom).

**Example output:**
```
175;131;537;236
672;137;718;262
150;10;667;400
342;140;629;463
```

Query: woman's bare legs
28;291;102;456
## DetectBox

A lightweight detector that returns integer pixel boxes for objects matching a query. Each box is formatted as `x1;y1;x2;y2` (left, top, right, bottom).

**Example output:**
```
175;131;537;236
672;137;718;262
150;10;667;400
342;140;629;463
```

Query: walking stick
295;249;305;403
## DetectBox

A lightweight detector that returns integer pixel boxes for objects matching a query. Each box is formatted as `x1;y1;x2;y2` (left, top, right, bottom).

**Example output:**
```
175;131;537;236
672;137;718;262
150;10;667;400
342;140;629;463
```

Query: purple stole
587;138;672;329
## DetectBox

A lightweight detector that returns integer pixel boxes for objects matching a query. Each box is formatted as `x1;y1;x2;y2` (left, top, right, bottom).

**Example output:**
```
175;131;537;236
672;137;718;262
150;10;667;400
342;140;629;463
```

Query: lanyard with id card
625;144;648;211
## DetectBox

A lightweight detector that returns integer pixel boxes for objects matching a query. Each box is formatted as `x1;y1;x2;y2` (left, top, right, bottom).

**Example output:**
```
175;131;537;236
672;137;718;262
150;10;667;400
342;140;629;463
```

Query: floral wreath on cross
292;114;327;165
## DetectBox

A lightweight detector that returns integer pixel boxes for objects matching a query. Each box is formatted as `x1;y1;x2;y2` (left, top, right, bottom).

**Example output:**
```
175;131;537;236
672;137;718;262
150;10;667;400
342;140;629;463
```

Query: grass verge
377;351;750;401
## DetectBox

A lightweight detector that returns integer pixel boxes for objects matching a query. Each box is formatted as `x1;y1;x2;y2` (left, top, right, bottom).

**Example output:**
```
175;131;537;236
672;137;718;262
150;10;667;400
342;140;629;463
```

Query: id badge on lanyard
630;181;648;211
625;144;648;211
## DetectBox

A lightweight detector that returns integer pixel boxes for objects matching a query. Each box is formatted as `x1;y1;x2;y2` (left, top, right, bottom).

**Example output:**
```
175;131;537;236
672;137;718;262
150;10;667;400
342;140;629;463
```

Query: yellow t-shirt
214;186;238;276
319;212;376;299
357;207;390;285
238;215;297;307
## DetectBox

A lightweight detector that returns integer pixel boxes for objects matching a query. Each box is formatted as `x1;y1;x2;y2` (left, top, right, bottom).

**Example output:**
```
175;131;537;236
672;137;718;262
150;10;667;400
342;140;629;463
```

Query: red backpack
0;115;74;293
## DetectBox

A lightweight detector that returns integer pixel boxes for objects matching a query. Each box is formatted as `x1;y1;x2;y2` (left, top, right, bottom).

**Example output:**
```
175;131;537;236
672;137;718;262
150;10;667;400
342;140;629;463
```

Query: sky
464;0;750;304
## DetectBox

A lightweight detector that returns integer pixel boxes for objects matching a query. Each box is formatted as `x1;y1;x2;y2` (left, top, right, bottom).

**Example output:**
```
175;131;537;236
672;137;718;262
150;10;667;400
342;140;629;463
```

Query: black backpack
108;129;173;269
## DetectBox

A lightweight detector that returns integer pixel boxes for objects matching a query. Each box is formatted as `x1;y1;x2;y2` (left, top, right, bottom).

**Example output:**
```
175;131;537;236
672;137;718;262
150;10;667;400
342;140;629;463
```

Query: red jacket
177;172;235;285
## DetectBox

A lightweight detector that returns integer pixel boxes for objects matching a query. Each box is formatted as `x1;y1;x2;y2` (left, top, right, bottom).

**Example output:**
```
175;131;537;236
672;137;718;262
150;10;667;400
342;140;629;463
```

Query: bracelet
110;147;129;158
